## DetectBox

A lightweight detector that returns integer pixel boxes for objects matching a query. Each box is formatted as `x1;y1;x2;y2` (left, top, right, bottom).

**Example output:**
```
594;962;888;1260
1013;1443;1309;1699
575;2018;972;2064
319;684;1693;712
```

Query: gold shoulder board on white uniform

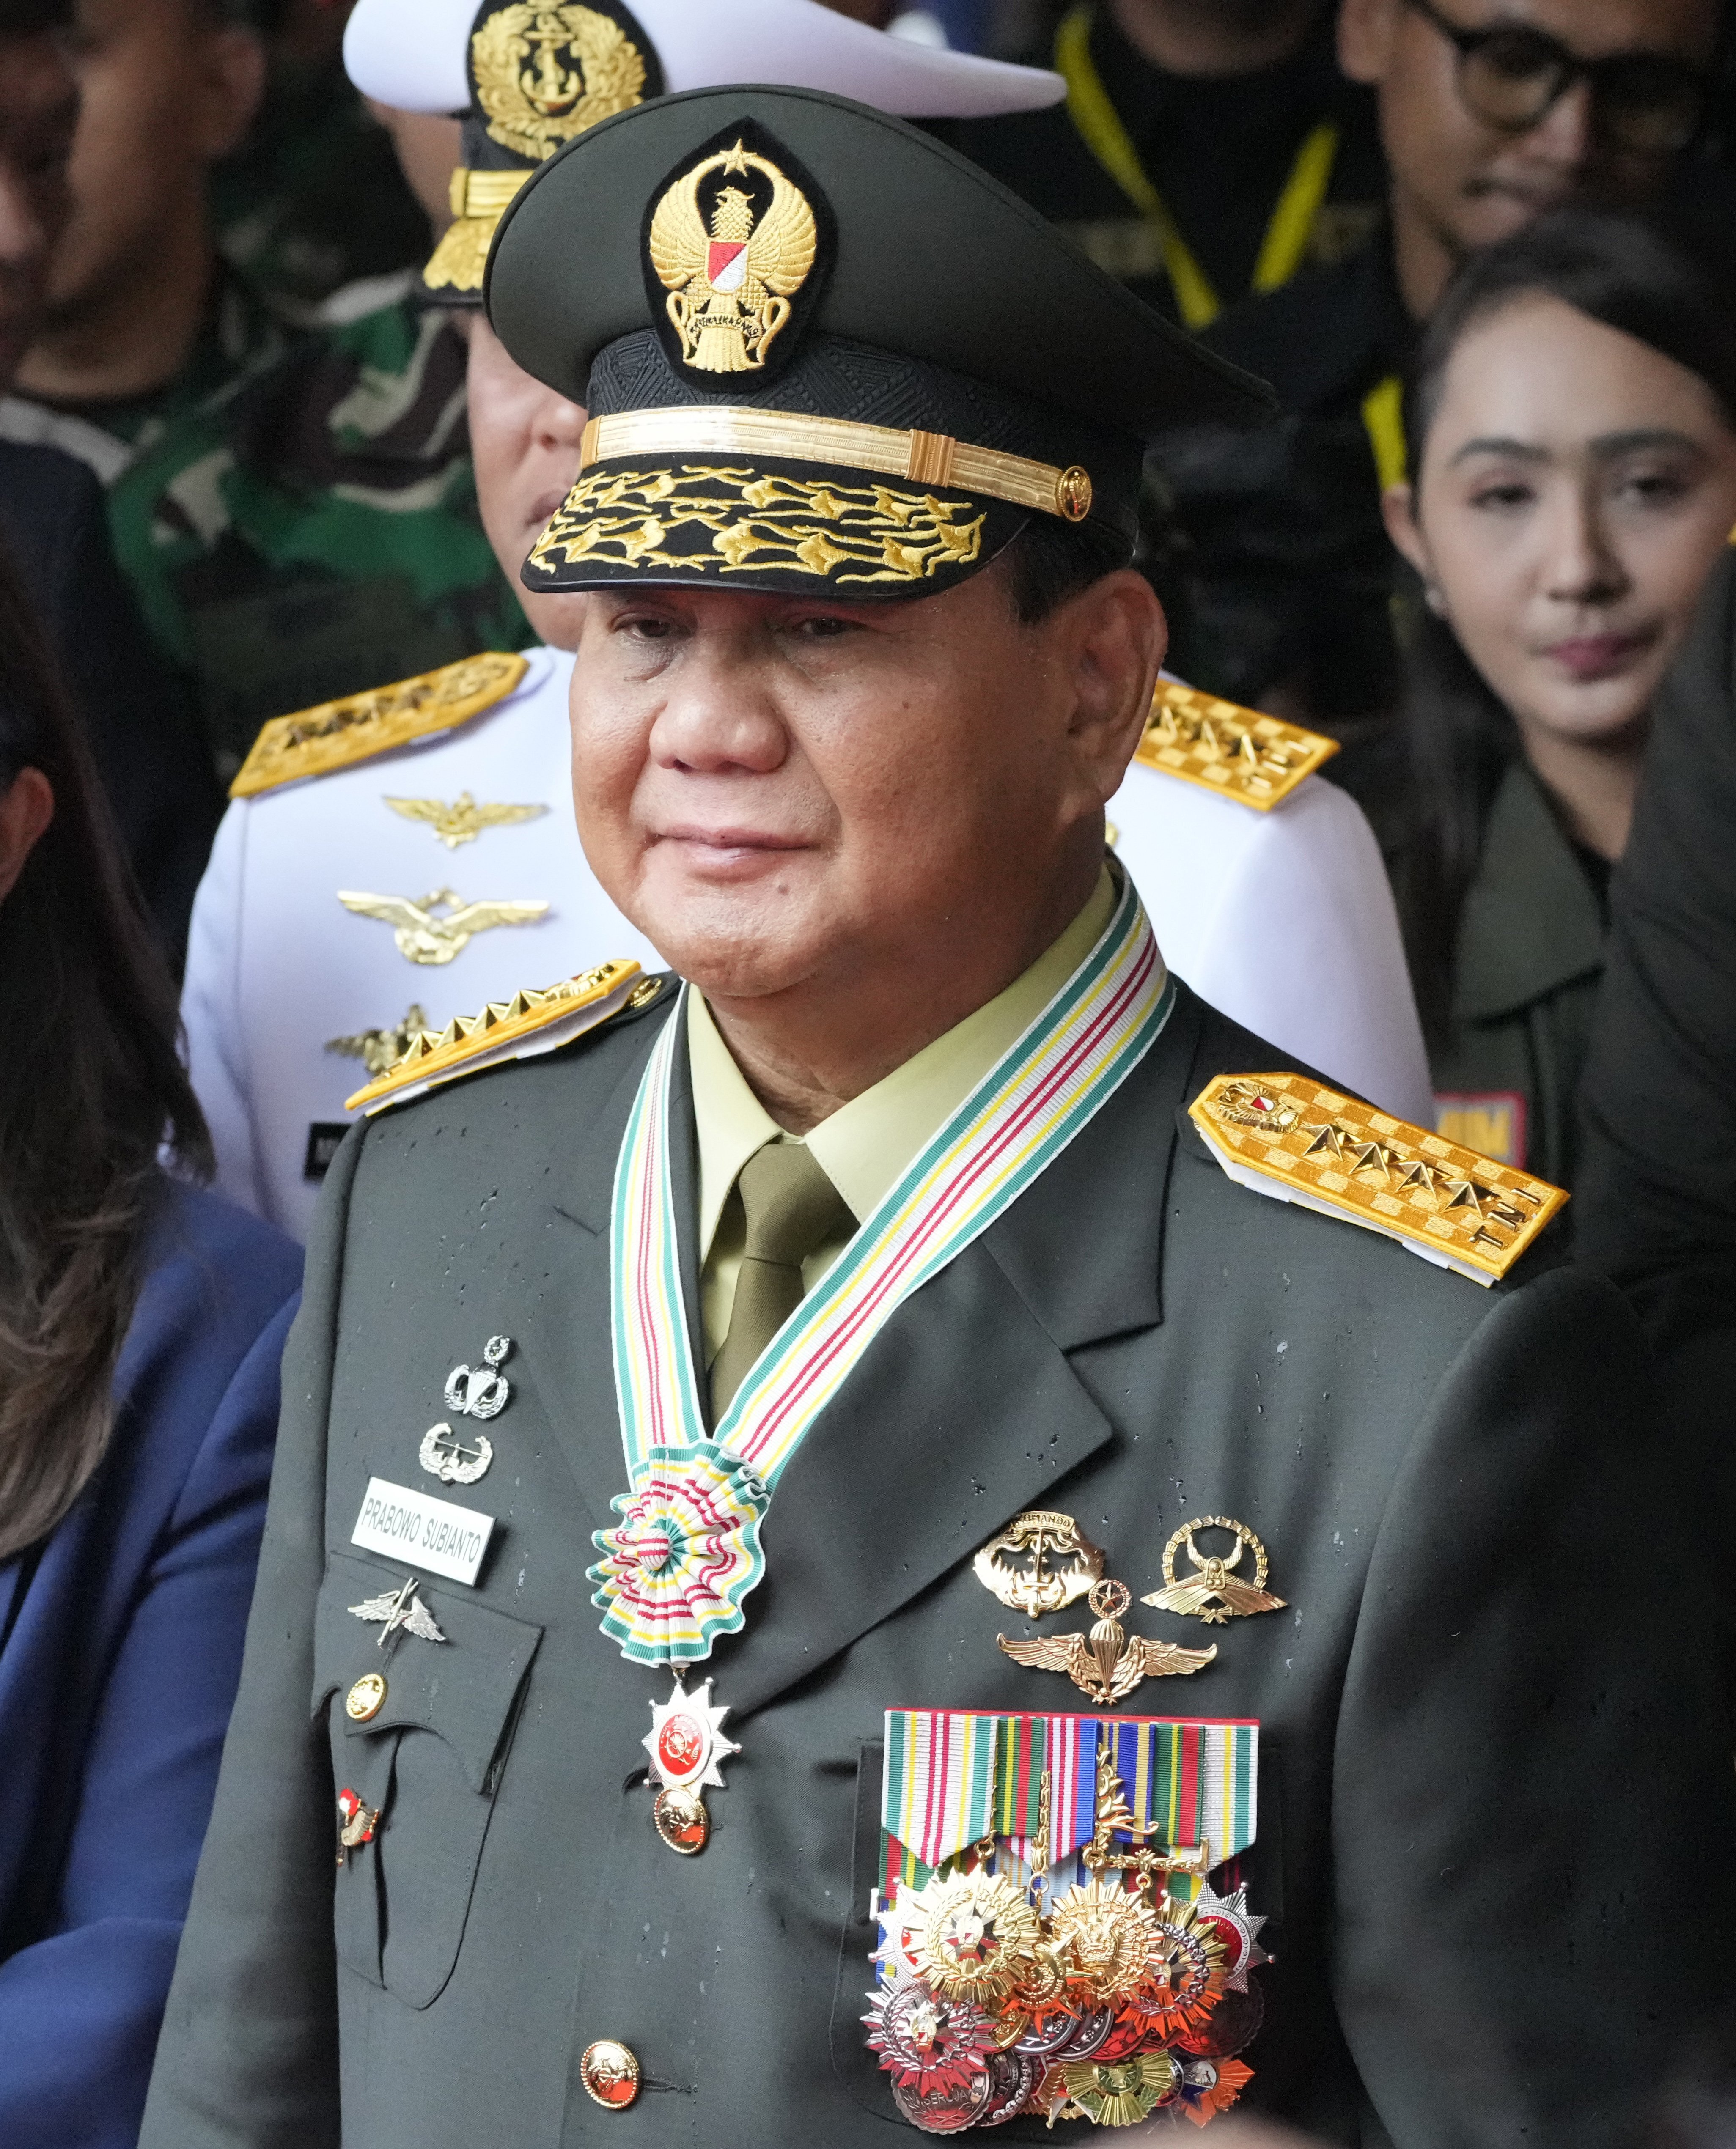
1134;680;1338;812
346;962;665;1115
1189;1073;1567;1285
229;651;531;799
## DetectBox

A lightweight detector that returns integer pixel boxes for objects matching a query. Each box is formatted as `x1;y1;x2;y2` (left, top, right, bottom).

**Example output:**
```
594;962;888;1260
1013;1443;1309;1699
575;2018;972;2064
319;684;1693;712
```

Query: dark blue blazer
0;1180;300;2148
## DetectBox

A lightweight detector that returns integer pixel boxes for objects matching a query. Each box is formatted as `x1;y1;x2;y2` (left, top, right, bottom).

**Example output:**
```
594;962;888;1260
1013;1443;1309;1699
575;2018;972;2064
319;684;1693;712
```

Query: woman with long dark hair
0;540;300;2145
1379;208;1736;1185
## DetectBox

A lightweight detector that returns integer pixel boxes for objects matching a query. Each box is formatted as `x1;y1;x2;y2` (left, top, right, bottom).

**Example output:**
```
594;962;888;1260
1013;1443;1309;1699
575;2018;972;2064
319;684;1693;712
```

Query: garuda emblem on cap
471;2;649;162
647;132;822;377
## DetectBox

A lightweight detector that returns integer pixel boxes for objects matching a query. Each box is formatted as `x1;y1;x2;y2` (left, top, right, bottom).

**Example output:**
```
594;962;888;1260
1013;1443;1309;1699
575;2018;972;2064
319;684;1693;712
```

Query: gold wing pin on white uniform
384;793;549;851
337;886;550;965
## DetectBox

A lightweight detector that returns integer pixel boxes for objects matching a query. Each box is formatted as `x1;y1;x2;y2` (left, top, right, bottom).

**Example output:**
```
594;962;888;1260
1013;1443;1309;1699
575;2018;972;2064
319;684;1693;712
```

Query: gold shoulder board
346;961;663;1115
229;652;531;799
1188;1073;1567;1286
1134;680;1337;812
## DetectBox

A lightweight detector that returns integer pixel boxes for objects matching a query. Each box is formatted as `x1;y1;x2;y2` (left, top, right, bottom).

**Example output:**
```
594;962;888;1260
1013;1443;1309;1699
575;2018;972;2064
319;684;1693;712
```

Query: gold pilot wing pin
384;793;549;850
1189;1073;1568;1285
336;886;550;965
997;1580;1216;1705
325;1004;430;1077
1143;1518;1284;1625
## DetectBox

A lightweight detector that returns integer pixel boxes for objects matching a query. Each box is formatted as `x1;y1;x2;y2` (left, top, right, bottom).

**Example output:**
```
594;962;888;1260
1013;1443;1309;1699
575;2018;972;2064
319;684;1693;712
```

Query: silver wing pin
349;1576;448;1649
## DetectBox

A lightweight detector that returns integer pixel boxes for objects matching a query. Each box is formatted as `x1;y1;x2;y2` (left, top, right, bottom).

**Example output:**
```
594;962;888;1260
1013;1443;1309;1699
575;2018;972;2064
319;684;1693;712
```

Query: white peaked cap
344;0;1064;121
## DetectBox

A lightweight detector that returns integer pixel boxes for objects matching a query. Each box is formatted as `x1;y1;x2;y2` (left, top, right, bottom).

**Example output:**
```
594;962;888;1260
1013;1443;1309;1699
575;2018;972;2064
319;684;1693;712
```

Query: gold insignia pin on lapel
1142;1517;1285;1625
973;1509;1106;1617
384;793;549;851
997;1579;1216;1705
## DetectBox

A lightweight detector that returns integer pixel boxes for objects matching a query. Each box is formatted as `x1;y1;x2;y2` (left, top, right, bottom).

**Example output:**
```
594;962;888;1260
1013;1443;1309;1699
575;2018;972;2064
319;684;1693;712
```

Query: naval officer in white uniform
181;0;1432;1241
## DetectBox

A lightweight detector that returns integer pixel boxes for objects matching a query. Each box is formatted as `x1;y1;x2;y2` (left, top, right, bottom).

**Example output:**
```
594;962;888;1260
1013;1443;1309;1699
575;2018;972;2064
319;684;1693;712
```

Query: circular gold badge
580;2039;641;2109
1054;466;1093;522
345;1673;387;1723
471;3;648;163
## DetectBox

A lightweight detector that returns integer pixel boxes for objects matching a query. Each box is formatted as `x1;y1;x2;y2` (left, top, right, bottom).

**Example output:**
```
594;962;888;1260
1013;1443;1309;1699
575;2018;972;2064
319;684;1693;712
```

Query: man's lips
1541;630;1652;681
654;825;811;855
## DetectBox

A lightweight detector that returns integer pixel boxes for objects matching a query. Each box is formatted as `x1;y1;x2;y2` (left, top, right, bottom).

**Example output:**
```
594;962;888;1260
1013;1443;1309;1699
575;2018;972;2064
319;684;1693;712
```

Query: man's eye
621;616;676;640
790;615;854;639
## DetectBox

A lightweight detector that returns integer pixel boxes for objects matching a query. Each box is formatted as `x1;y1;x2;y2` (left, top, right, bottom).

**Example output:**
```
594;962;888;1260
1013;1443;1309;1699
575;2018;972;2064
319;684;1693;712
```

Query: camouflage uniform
110;292;531;785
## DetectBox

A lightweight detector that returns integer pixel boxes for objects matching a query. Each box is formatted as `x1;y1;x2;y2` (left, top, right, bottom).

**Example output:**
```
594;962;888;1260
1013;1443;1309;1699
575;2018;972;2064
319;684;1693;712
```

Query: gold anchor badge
384;793;549;851
997;1580;1215;1705
1142;1517;1285;1626
336;886;549;965
973;1509;1106;1617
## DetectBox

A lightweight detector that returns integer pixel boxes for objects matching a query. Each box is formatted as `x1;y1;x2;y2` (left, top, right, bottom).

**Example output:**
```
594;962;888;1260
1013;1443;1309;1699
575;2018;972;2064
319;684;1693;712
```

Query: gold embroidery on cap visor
471;3;648;162
423;168;530;294
526;411;1098;589
648;140;818;375
528;463;986;587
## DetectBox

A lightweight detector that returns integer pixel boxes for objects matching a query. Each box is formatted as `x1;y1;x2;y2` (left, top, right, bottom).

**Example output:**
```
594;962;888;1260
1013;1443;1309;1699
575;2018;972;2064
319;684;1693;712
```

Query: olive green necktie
709;1141;855;1419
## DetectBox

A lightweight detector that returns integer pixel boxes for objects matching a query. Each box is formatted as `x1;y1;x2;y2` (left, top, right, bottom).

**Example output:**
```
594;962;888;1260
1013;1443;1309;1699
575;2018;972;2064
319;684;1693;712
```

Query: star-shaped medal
643;1676;740;1856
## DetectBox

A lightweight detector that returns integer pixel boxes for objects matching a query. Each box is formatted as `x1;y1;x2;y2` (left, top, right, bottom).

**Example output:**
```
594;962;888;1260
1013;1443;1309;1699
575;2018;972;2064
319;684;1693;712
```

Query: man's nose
536;392;588;452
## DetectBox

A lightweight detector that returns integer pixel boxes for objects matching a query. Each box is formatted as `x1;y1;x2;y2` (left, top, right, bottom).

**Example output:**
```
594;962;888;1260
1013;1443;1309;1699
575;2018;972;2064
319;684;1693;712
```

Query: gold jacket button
580;2039;641;2110
345;1673;387;1722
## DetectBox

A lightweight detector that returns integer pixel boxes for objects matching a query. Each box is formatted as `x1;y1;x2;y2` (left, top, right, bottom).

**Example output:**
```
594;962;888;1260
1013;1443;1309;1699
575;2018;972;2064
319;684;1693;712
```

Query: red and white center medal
643;1675;740;1854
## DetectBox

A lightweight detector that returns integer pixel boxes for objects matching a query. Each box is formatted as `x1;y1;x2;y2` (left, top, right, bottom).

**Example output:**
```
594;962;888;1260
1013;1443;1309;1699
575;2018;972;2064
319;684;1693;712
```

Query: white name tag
351;1476;494;1586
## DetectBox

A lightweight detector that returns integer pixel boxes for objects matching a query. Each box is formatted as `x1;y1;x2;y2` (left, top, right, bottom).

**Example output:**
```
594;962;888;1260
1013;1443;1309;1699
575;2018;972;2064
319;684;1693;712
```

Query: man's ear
1338;0;1400;85
1059;567;1166;808
194;25;266;163
0;766;53;904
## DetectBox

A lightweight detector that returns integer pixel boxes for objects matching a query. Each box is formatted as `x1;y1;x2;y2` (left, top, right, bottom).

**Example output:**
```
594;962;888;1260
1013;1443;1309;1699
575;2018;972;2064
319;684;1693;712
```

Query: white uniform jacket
183;645;1431;1238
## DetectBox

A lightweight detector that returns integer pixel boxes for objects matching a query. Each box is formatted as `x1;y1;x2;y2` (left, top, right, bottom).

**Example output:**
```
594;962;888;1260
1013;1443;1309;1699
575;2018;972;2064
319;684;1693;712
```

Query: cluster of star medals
856;1509;1282;2132
862;1800;1269;2133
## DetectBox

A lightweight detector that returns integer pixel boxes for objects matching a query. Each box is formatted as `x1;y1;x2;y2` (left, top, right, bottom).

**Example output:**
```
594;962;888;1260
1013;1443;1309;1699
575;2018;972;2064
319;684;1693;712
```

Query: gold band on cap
422;169;532;294
576;406;1094;522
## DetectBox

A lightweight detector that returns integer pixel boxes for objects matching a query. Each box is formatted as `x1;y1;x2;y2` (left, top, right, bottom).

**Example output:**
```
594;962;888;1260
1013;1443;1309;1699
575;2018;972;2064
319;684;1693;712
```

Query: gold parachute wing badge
997;1580;1216;1705
648;140;817;375
470;2;648;162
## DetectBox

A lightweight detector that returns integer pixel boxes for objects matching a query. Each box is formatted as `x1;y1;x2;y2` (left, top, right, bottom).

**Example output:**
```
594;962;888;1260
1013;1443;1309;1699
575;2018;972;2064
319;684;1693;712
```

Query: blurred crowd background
7;0;1736;2138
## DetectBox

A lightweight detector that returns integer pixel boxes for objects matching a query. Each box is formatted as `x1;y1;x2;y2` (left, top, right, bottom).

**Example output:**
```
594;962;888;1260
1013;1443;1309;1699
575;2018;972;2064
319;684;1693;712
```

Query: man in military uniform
182;0;1431;1240
143;82;1732;2149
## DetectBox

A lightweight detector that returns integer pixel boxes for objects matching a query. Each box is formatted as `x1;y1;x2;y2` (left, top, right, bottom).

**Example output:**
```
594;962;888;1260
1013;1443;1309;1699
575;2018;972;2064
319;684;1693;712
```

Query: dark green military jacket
140;979;1732;2149
109;295;530;785
1430;762;1607;1187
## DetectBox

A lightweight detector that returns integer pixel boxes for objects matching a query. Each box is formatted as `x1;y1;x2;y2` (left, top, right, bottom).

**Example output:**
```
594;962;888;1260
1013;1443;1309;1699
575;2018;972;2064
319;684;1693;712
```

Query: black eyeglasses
1402;0;1710;155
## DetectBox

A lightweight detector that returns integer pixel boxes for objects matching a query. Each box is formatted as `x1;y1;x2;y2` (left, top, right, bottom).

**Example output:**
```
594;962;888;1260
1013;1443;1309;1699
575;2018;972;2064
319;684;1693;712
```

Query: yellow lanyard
1054;2;1339;332
1361;372;1406;489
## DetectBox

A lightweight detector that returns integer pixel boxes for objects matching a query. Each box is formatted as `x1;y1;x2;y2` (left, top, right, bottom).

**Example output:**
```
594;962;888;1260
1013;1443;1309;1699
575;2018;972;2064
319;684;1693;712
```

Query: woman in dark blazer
1374;210;1736;1186
0;546;300;2146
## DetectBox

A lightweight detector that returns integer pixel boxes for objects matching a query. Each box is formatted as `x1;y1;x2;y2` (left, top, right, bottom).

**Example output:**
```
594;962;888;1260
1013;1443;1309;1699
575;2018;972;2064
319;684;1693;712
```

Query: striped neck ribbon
590;874;1175;1666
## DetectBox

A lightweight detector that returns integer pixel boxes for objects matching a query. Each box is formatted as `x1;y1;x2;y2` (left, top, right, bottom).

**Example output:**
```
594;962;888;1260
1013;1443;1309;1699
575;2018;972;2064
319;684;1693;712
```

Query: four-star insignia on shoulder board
384;792;550;850
1190;1072;1568;1284
336;886;551;965
228;652;529;798
1134;680;1337;812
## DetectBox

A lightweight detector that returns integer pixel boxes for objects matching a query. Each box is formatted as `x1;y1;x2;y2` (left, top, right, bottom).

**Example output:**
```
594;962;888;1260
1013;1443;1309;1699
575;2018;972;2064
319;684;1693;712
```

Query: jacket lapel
711;989;1203;1718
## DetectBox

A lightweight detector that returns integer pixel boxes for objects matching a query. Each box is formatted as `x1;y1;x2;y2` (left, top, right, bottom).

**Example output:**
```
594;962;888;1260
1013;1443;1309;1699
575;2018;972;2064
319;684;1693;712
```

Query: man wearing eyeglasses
1146;0;1724;734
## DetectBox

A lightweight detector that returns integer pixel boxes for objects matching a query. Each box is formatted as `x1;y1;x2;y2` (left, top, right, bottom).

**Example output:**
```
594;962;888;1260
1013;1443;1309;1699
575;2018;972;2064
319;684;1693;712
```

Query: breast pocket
312;1550;542;2009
